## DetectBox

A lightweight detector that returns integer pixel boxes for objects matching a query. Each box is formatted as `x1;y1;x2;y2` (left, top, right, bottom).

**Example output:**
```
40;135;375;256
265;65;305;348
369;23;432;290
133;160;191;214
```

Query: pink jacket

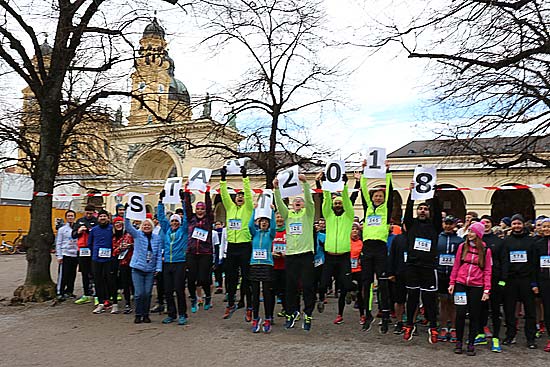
449;241;492;292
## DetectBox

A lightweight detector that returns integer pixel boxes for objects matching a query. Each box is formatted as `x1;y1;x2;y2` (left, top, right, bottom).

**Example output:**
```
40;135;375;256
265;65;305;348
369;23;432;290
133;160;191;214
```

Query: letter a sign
187;168;212;192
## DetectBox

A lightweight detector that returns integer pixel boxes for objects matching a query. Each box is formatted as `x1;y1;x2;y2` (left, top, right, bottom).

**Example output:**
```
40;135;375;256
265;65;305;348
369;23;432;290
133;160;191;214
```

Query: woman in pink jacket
448;221;492;356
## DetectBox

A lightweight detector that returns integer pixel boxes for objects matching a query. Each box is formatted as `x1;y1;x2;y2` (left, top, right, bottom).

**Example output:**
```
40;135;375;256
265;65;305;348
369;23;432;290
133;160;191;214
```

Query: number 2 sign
411;166;437;200
277;165;302;198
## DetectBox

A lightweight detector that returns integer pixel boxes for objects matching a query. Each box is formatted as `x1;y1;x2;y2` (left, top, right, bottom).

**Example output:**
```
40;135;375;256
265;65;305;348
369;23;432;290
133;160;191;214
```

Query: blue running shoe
252;318;262;333
178;316;187;325
285;311;300;329
303;314;312;332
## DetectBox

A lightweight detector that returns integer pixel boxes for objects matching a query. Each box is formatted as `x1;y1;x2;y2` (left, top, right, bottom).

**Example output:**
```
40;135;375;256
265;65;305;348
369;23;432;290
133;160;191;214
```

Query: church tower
127;17;192;126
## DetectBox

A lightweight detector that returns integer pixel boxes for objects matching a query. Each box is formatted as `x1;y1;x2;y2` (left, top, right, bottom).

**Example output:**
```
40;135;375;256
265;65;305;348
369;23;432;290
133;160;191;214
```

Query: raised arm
342;184;354;220
248;209;257;237
322;189;332;219
157;201;170;233
124;216;139;239
183;190;193;221
404;190;414;230
273;183;289;219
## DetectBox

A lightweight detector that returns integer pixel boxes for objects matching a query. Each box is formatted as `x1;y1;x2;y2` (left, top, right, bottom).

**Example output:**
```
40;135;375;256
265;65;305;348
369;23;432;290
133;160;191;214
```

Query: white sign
187;168;212;192
126;193;146;221
322;160;345;192
277;165;302;198
163;177;183;204
225;158;248;175
411;166;437;200
255;189;273;219
363;147;387;179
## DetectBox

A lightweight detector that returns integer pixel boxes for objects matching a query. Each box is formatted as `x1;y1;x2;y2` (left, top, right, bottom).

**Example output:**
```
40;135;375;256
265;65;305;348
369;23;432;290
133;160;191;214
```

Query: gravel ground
0;254;548;366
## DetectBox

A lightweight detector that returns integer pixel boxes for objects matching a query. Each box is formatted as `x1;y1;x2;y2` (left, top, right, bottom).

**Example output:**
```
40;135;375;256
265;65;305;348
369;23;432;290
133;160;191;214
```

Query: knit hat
469;221;485;239
511;214;525;223
196;201;206;208
170;214;182;224
98;209;109;217
146;213;153;219
501;216;511;226
480;215;494;225
112;217;123;224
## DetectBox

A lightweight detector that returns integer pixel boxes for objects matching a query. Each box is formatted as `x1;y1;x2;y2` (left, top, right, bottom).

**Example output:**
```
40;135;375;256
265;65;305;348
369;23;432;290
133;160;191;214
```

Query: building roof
388;136;550;158
143;18;165;39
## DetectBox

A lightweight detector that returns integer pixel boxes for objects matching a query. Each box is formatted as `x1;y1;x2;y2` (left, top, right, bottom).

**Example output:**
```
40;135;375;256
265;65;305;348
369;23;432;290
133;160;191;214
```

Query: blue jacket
125;217;163;273
248;210;276;266
437;231;463;276
158;202;188;263
88;223;113;263
314;231;326;267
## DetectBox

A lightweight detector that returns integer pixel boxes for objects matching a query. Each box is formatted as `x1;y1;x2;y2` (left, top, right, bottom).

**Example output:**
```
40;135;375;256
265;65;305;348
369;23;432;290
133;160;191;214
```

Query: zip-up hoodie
322;184;354;254
437;231;462;276
56;223;77;258
72;215;98;248
501;230;537;285
449;241;492;292
185;191;214;255
220;177;254;243
88;223;113;263
314;230;326;267
158;201;188;263
248;209;276;266
534;236;550;282
483;231;503;281
388;233;408;276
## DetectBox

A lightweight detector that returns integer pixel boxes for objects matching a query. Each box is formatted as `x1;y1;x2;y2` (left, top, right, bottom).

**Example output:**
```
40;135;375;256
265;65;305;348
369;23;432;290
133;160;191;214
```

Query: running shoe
303;314;312;332
403;325;416;341
540;323;546;336
491;338;502;353
204;298;212;311
527;341;537;349
134;316;142;324
162;316;175;324
191;298;198;313
110;304;120;314
263;318;272;333
393;321;404;335
150;304;164;314
123;304;133;314
285;311;300;329
502;337;516;345
252;318;262;333
360;315;367;326
428;328;439;344
333;315;344;325
454;341;463;354
92;304;105;314
379;319;389;334
198;297;204;306
484;326;493;338
237;300;245;309
362;315;374;332
245;308;253;322
544;339;550;352
94;297;99;306
223;305;238;319
450;328;458;343
56;294;66;302
117;293;122;301
277;310;288;318
142;315;151;323
466;343;476;356
75;295;92;305
178;316;187;325
317;300;325;313
474;333;487;345
438;328;448;342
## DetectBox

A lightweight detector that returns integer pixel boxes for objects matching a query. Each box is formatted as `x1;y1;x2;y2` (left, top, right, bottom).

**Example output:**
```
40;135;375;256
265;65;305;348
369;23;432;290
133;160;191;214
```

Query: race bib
540;256;550;268
273;243;286;254
79;248;91;257
351;258;359;269
439;254;455;267
314;257;324;267
403;252;408;263
289;223;303;235
252;249;267;260
510;250;527;263
118;249;129;260
413;238;431;252
98;248;112;258
454;292;467;306
367;215;382;226
228;219;242;230
191;227;209;241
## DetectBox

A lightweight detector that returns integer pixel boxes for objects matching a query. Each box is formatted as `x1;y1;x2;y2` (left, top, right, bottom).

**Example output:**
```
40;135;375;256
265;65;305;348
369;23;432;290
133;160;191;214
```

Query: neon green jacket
220;177;254;243
361;173;392;242
274;181;314;255
322;184;354;253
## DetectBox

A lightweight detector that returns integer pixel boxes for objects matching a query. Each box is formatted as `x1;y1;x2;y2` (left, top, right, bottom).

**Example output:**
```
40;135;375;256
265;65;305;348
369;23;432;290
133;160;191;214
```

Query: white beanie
170;214;182;224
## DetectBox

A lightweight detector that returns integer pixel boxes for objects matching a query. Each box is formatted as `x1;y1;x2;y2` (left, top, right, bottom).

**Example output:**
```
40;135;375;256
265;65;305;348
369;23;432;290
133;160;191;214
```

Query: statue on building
200;93;212;119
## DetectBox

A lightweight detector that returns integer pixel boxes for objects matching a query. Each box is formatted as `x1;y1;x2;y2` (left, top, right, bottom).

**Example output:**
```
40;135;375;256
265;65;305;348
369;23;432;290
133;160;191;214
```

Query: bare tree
0;0;185;302
171;0;343;187
372;0;550;168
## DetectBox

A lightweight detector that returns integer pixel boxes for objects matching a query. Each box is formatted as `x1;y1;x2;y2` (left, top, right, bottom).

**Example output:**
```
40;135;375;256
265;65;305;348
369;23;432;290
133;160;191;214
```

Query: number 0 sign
322;160;345;192
277;165;302;198
411;166;437;201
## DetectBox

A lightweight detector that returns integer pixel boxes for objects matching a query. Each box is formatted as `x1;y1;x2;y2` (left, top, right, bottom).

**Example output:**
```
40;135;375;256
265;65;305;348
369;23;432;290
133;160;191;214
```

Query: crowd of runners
54;163;550;356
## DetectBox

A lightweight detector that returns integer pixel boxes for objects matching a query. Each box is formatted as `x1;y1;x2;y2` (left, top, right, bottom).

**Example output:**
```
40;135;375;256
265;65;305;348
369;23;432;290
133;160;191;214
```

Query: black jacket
71;216;98;239
501;230;536;285
388;233;408;276
534;236;550;282
483;232;504;281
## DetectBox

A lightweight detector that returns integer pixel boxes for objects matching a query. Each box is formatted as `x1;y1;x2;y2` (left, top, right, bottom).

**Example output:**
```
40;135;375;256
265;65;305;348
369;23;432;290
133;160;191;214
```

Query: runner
536;218;550;352
388;228;408;334
273;173;315;331
314;218;326;312
89;209;115;314
72;204;98;305
213;221;226;294
112;216;134;314
272;213;288;318
219;165;254;320
55;210;78;300
448;221;492;356
350;222;366;325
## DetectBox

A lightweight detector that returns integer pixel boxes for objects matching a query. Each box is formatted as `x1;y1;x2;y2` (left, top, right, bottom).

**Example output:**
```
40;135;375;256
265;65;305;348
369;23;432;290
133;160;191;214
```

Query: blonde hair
140;219;154;231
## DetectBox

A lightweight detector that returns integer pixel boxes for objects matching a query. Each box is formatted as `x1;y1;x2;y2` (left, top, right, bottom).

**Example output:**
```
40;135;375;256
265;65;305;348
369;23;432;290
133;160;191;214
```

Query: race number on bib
79;248;91;257
192;227;209;241
273;243;286;254
228;219;242;230
454;292;467;306
252;249;267;260
289;223;303;235
314;257;324;267
98;248;112;258
413;238;432;252
510;250;527;263
439;254;455;267
351;258;359;269
540;256;550;268
118;249;129;260
367;215;382;226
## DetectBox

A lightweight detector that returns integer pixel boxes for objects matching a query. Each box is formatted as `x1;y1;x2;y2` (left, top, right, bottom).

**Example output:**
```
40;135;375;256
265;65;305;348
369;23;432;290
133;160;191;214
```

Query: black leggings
92;260;115;304
119;266;133;306
224;242;251;307
504;277;536;342
540;279;550;337
319;253;353;315
286;252;315;316
251;280;274;319
163;262;187;318
187;253;212;301
362;241;390;319
57;256;78;295
406;289;437;328
272;269;287;312
454;284;483;344
479;279;504;339
352;272;365;316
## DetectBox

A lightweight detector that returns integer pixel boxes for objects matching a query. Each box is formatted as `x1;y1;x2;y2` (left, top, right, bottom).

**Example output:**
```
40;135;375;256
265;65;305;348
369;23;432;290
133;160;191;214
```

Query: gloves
124;203;129;211
498;281;506;287
220;166;227;181
159;189;166;200
320;172;326;181
179;189;185;201
342;173;348;184
240;165;247;178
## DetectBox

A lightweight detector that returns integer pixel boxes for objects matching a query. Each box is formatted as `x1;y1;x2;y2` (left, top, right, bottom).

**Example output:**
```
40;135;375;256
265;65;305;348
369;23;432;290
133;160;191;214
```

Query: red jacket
273;229;286;270
350;237;363;273
450;241;492;292
112;233;134;267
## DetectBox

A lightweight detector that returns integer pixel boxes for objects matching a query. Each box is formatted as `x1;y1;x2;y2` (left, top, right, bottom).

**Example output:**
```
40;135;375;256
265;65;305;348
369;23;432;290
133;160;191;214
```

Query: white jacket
55;223;78;258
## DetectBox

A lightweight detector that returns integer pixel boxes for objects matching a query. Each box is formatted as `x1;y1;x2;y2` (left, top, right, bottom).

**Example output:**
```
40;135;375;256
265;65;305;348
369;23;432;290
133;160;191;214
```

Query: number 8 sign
411;166;437;200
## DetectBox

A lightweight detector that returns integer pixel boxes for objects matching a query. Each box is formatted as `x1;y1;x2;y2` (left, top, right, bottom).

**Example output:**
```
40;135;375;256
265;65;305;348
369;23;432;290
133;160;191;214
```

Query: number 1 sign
363;147;386;179
411;166;437;200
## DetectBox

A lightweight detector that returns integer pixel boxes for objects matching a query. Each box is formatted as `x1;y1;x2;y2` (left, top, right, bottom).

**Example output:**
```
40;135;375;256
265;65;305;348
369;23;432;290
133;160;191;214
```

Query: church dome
169;77;190;104
40;40;53;56
143;18;165;39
